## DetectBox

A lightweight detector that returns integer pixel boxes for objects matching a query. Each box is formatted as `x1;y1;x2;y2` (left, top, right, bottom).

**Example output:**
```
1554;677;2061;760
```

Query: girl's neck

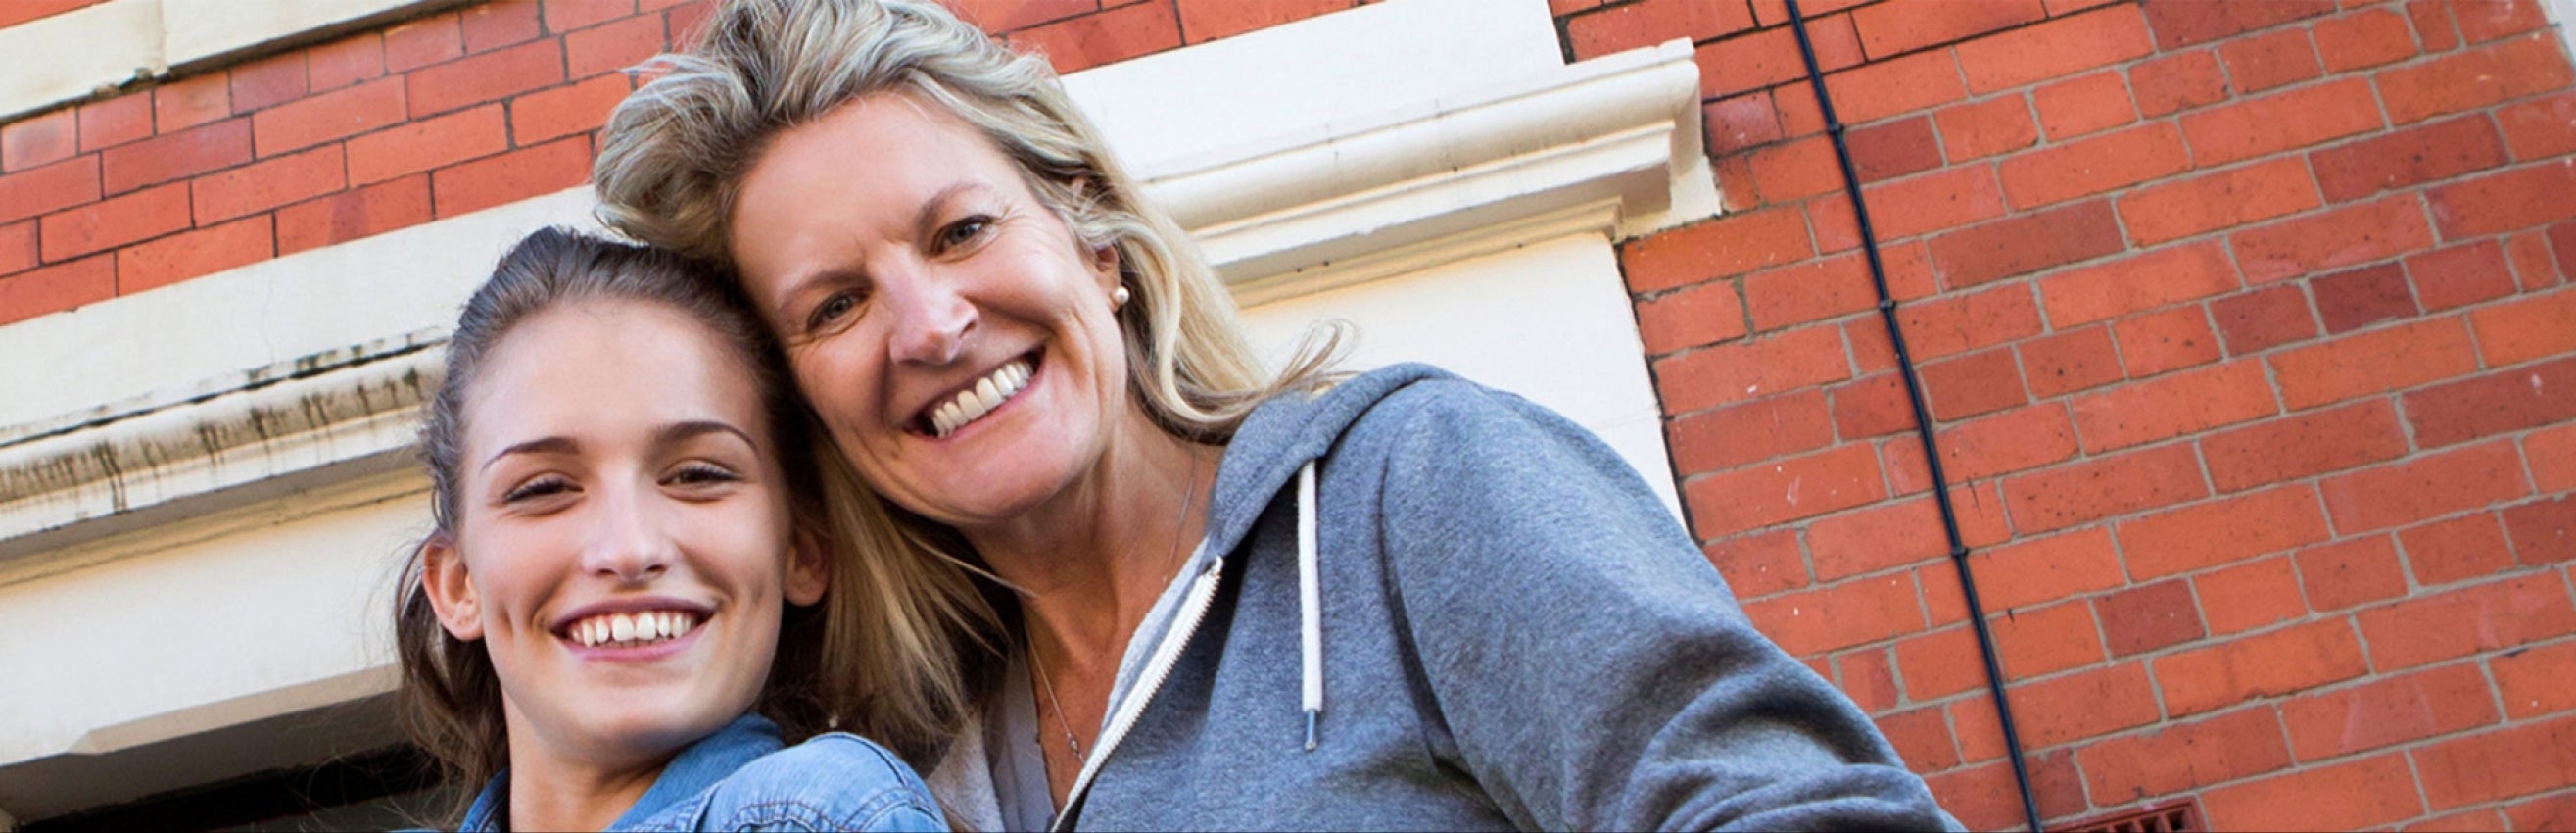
498;705;674;831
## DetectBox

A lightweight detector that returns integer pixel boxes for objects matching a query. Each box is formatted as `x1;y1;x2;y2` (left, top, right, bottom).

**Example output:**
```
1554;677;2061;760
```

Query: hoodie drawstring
1298;460;1323;751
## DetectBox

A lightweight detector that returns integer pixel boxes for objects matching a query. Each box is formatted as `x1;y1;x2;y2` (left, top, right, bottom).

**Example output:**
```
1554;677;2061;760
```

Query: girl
393;227;946;832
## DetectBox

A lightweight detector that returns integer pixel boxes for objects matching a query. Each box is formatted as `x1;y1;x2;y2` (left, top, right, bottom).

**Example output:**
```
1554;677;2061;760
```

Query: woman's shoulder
690;733;946;832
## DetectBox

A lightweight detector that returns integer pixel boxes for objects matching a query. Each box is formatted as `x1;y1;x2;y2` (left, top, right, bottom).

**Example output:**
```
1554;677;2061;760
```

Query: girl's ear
420;536;486;641
785;526;830;608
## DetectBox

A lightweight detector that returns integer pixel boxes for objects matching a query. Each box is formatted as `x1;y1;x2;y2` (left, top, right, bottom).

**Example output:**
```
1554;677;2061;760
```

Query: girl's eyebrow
482;436;577;472
656;420;759;451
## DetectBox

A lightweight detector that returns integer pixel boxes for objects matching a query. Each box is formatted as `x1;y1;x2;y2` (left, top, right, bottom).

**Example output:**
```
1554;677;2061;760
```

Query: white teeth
610;614;634;642
930;360;1033;438
567;610;701;648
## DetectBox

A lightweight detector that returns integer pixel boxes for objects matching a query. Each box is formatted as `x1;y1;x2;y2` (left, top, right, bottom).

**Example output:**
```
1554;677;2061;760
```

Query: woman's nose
581;485;676;582
881;266;977;366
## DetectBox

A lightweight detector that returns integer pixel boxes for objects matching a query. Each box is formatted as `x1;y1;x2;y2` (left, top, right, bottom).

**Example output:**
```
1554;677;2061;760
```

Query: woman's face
423;298;825;767
727;93;1130;531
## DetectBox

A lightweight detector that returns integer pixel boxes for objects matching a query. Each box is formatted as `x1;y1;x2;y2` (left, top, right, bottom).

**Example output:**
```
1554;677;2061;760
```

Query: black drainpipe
1780;1;2046;830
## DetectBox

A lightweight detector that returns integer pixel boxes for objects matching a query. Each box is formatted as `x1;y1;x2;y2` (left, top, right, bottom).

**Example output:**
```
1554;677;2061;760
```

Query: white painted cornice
0;0;457;124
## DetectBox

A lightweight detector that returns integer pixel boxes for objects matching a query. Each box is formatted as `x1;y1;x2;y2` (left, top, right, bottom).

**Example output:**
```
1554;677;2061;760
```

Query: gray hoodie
937;364;1957;831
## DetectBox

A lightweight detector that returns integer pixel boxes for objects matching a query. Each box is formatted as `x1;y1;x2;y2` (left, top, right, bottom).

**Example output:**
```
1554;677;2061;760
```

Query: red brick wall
3;0;2573;829
1582;0;2576;828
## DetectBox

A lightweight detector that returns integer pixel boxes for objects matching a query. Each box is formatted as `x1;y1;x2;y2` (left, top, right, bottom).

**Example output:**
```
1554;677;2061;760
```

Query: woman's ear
420;536;486;641
785;526;830;608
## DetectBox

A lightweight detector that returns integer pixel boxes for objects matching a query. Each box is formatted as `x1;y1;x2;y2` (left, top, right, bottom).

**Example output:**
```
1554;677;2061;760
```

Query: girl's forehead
459;299;775;462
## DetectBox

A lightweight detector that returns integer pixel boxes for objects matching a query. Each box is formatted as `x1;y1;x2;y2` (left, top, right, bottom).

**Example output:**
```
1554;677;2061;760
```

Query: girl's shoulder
677;733;948;832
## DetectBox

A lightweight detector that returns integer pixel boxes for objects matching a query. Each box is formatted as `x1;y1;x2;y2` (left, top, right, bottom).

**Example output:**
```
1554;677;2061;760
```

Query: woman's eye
935;216;994;252
502;477;574;504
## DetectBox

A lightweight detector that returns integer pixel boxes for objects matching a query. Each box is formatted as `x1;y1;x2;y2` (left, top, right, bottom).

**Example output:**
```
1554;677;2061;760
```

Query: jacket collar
458;713;783;831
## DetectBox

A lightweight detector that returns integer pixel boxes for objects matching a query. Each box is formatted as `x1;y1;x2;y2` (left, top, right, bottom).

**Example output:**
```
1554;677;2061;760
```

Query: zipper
1047;556;1228;832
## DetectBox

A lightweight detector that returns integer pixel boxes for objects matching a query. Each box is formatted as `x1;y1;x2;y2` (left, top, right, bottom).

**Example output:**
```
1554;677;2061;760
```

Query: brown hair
394;227;845;822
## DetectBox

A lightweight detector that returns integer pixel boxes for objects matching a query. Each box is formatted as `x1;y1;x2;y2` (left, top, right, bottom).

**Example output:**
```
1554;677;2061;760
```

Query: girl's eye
666;464;744;489
807;292;860;332
502;476;574;504
935;215;994;253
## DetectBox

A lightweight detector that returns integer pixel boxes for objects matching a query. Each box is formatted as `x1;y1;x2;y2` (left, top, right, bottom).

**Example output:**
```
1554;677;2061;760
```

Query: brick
2018;328;2121;400
35;182;189;262
0;254;113;325
2405;356;2576;451
2505;793;2576;832
100;118;250;195
1925;752;2089;831
2156;618;2368;716
2230;195;2436;284
2297;534;2409;612
2533;422;2576;493
2130;49;2227;118
1955;5;2153;93
1845;117;1940;183
664;0;716;44
250;78;405;158
192;144;347;223
1853;165;2008;242
1749;136;1842;203
114;215;272;295
2361;571;2576;671
2409;2;2463;56
1987;601;2102;678
0;109;77;172
0;220;30;276
2498;92;2576;161
2142;0;2335;50
2454;0;2550;42
1654;324;1850;413
1564;0;1754;59
152;74;231;132
2378;31;2575;125
2414;714;2576;809
348;105;506;186
2095;579;2204;658
2426;160;2576;242
2009;661;2163;747
1667;390;1834;475
1622;209;1811;293
74;94;151;153
1635;280;1744;356
0;0;93;28
2031;71;2135;141
2552;222;2576;287
2075;360;2276;453
2211;283;2318;356
431;136;591;218
1739;572;1924;655
0;157;99;225
2040;240;2239;328
2111;306;2221;377
1927;200;2123;290
461;0;542;53
2400;512;2517;586
1827;373;1912;440
2202;399;2409;492
1875;707;1957;771
2504;495;2576;564
1822;49;1966;124
2313;7;2418;73
1918;347;2027;421
2332;440;2533;540
2313;263;2418;334
227;52;308;114
543;0;635;33
1744;254;1870;332
2077;708;2289;805
412;40;565;122
1932;95;2037;163
1815;489;2011;584
1850;0;2043;61
2406;240;2518;313
1683;444;1888;537
1702;93;1782;157
1835;646;1899;712
1912;403;2080;484
2202;753;2423;831
307;32;386;93
1704;530;1807;599
2493;640;2576;718
1894;626;1983;700
274;174;433;256
1896;286;2042;362
2003;444;2209;534
2002;122;2192;209
1713;155;1761;212
2218;27;2322;94
2275;317;2479;411
2509;227;2564;291
2118;158;2319;247
1175;0;1349;43
1010;0;1181;74
2283;662;2500;763
565;12;667;78
2120;484;2331;579
383;13;465;72
2198;555;2311;634
2180;77;2383;169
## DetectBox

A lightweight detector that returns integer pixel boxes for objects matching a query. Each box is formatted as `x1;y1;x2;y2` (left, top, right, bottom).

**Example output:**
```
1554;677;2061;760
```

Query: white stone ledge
0;0;454;124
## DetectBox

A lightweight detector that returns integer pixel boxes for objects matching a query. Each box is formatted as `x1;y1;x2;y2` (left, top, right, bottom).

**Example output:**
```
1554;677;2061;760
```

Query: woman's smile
914;352;1039;439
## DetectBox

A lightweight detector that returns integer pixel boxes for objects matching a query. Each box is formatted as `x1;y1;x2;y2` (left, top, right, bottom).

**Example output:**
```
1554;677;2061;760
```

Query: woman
394;228;946;831
593;1;1957;829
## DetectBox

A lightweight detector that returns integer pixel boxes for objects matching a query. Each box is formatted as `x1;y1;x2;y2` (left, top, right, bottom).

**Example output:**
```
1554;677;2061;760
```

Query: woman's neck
498;706;672;831
969;412;1217;667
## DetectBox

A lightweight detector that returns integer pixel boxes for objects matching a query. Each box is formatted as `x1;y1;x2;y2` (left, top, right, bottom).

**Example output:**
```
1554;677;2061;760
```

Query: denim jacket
458;713;944;832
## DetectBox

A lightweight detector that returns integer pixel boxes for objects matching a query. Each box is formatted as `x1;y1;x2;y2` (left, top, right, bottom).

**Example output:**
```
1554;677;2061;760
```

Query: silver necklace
1026;453;1204;762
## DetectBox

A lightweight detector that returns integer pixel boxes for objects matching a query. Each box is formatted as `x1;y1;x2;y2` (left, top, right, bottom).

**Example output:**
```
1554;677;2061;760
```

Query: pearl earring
1112;285;1132;308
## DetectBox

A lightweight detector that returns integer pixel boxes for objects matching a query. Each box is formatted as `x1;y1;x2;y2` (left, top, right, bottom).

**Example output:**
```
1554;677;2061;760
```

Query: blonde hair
593;0;1341;753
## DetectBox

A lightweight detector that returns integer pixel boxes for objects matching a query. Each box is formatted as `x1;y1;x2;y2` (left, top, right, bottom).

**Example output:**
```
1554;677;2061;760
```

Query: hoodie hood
1198;363;1458;563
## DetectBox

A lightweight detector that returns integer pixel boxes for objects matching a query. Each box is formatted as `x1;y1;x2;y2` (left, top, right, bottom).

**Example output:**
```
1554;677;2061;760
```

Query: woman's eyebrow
915;181;992;238
481;437;578;472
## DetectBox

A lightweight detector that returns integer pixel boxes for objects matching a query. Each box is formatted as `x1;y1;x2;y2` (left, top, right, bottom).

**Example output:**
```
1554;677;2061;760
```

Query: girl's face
422;298;825;768
726;93;1134;534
